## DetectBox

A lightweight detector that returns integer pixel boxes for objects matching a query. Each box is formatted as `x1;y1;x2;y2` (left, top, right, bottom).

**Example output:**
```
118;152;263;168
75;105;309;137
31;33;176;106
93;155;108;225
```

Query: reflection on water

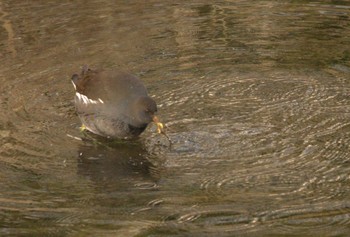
77;139;162;187
0;0;350;236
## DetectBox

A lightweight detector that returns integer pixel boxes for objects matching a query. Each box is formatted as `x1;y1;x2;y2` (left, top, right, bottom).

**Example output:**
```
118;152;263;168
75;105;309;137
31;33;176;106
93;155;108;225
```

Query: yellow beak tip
156;122;164;133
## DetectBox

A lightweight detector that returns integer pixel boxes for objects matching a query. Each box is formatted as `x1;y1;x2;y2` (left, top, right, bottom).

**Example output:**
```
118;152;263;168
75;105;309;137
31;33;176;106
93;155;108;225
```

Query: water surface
0;0;350;236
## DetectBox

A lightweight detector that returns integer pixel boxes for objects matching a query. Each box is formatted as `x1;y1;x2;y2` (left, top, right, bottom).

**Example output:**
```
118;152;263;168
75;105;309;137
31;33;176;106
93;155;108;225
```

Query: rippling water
0;0;350;236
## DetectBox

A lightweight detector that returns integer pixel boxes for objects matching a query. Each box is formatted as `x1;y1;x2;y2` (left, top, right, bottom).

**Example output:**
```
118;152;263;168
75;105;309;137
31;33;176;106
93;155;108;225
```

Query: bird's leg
80;124;87;132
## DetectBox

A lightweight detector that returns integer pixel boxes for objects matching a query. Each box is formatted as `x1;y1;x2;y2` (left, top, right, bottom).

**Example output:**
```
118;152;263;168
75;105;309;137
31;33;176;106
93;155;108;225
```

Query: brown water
1;1;350;236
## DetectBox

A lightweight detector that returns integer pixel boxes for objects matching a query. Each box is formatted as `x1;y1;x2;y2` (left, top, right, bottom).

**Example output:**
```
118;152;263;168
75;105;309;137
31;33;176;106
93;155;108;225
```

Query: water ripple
158;69;350;211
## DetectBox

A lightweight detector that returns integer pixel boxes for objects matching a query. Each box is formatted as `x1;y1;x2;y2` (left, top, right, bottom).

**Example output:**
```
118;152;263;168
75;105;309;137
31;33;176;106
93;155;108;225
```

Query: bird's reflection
76;137;163;189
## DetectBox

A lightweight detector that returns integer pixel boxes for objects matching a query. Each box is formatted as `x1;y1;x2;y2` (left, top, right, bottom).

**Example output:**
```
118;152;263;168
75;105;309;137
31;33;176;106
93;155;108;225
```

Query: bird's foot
80;124;87;132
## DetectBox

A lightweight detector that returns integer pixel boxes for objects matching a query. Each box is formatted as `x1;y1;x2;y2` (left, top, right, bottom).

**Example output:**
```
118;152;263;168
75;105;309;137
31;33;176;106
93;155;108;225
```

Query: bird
71;66;164;139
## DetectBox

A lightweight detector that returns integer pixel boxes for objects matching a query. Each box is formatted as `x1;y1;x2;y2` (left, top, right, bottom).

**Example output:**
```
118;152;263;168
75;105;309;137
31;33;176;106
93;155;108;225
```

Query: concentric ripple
152;68;350;235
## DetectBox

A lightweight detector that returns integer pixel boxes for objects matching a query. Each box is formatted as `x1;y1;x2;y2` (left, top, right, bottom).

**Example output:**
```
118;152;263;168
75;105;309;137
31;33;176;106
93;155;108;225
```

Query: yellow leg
80;124;87;132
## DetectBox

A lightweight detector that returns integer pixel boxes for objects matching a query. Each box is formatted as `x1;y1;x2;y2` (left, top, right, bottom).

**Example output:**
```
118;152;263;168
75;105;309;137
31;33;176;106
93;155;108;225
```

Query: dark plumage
71;66;162;139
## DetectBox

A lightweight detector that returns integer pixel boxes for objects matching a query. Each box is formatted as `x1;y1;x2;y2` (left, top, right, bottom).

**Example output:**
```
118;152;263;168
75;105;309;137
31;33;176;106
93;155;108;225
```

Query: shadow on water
76;136;164;188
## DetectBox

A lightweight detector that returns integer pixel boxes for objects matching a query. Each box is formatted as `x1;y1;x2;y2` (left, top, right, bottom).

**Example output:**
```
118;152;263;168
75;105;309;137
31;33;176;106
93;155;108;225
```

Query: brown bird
71;66;164;139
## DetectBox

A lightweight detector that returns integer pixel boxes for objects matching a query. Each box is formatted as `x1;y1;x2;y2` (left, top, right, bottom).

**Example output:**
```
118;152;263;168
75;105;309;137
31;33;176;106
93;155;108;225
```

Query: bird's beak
152;116;164;134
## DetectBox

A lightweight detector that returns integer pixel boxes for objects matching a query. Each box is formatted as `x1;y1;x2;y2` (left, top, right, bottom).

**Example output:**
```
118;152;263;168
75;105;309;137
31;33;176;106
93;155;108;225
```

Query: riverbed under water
0;1;350;236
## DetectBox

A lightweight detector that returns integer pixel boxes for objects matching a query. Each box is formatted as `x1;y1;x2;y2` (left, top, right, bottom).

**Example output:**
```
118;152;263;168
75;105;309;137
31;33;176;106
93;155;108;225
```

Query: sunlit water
0;1;350;236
